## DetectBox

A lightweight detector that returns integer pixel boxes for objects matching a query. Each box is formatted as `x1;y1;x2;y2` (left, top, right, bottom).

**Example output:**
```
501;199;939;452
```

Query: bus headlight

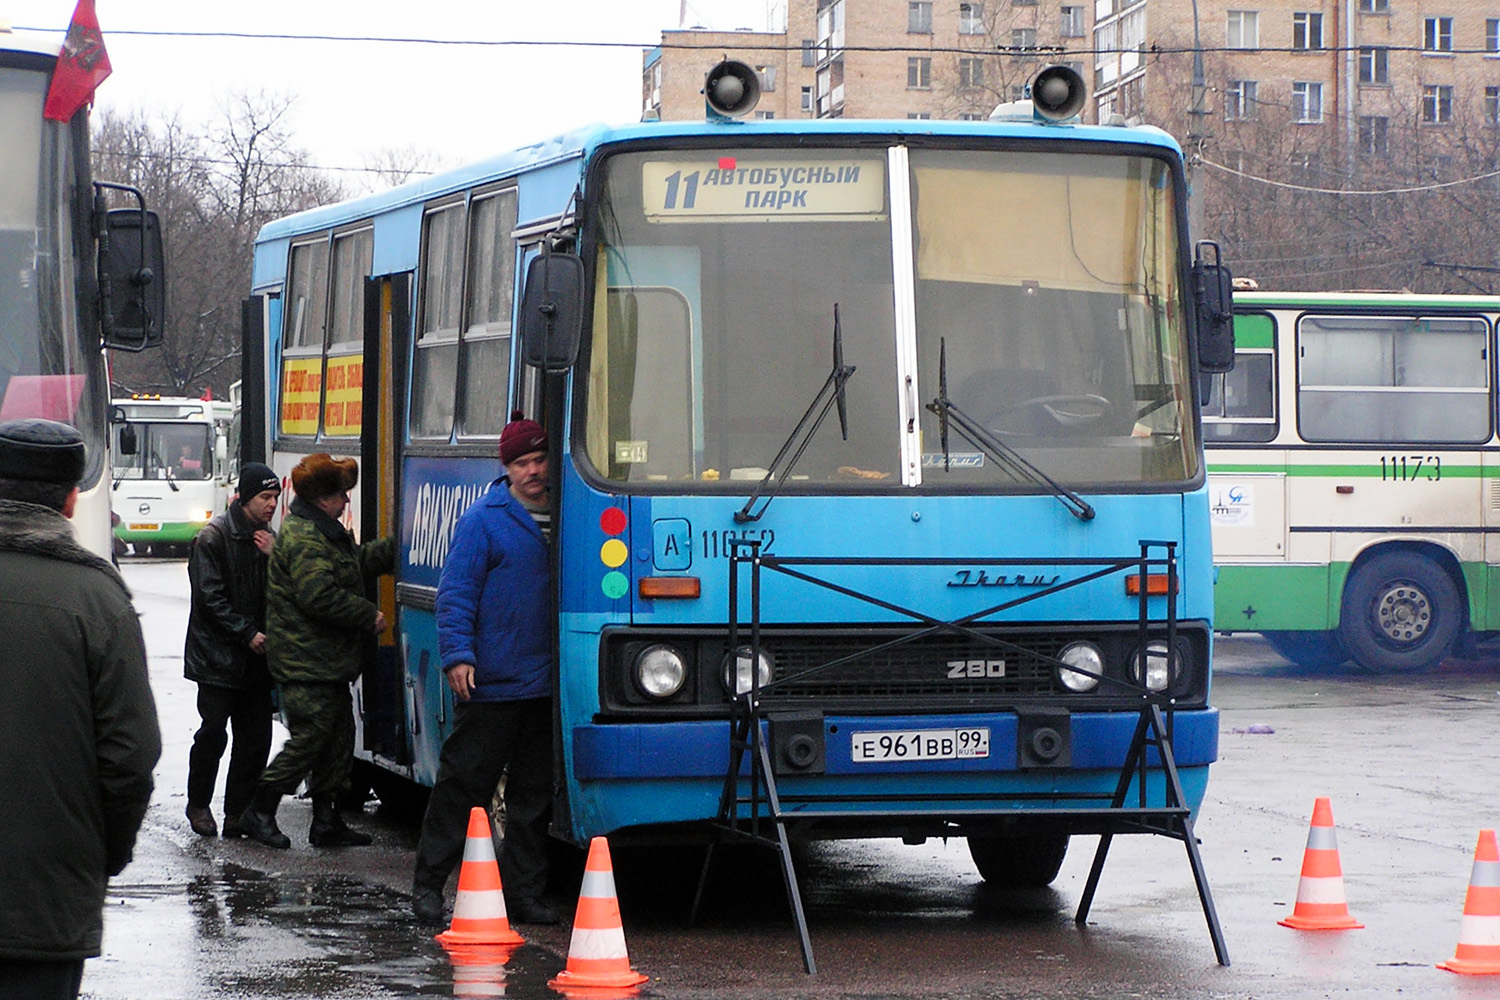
722;646;773;695
633;644;687;699
1131;639;1186;692
1056;642;1103;692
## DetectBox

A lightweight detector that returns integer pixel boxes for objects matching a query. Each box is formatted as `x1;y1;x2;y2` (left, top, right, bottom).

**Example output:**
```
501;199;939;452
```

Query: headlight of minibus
633;644;687;699
1056;641;1103;692
721;646;774;695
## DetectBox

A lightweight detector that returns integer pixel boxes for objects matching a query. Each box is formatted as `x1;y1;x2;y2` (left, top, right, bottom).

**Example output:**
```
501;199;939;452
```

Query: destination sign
642;155;886;222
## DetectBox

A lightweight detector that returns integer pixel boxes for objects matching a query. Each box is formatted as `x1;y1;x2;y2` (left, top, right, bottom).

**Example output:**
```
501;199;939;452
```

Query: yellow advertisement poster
323;353;364;437
279;357;322;436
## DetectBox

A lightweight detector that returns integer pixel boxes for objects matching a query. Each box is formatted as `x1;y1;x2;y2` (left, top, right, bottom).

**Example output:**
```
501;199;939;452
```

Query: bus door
357;272;410;766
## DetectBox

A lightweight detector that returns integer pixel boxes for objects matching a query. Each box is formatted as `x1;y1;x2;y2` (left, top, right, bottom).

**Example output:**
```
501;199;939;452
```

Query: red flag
43;0;112;122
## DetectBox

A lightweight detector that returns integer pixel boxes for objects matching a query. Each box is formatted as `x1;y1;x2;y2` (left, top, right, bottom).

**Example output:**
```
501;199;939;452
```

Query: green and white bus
1204;289;1500;671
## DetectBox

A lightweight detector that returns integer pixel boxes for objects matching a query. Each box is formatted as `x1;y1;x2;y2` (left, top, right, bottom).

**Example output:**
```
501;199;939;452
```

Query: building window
757;65;777;91
1226;10;1259;49
959;2;985;33
907;112;933;119
802;39;816;66
1423;83;1453;122
1061;5;1086;35
1010;27;1037;49
1359;47;1388;83
1292;81;1323;122
1290;151;1321;175
908;56;932;88
1358;0;1388;11
1225;79;1258;119
909;1;933;32
1487;86;1500;124
960;112;985;119
1424;17;1453;52
754;110;776;119
1358;115;1388;154
1488;18;1500;52
801;85;813;111
1292;12;1323;49
959;56;986;87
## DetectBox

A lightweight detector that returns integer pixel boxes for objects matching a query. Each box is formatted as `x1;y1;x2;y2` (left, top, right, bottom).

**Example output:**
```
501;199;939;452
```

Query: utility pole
1186;0;1210;238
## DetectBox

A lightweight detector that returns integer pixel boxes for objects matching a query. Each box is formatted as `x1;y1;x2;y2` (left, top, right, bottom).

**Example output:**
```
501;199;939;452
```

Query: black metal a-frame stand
690;540;1229;976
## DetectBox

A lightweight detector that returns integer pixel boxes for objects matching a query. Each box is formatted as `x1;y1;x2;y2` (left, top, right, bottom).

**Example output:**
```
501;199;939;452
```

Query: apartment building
645;0;1500;168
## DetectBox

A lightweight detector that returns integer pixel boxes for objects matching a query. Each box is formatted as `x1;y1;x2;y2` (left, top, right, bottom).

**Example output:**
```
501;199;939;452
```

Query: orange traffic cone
1278;797;1364;930
436;807;524;947
548;837;648;990
1438;829;1500;975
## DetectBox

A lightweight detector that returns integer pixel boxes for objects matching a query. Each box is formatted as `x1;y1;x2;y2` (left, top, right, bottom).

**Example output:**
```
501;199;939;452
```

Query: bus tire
1261;630;1348;668
967;832;1069;888
1338;551;1461;673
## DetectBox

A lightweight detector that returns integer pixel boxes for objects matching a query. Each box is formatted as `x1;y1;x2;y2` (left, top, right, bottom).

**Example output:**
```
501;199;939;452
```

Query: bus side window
1203;351;1275;442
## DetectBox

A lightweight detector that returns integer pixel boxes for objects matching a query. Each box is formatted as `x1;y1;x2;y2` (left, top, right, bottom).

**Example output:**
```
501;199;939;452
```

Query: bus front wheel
1338;551;1461;672
967;832;1069;888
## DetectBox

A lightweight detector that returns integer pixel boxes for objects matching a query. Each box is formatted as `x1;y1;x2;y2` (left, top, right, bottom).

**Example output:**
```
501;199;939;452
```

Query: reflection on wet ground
87;861;568;999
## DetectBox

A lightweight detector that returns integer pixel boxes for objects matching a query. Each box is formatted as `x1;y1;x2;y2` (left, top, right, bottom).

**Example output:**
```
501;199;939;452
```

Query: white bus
111;395;234;556
0;27;164;558
1204;289;1500;671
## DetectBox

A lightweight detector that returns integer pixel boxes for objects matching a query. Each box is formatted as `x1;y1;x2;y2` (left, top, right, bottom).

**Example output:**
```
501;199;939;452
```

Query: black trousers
0;959;85;1000
186;682;274;820
413;698;553;901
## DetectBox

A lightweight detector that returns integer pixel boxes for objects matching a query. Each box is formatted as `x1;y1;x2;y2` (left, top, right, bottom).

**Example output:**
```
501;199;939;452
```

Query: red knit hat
499;411;547;465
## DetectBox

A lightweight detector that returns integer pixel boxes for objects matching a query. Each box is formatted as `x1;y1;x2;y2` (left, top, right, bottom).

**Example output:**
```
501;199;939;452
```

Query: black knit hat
0;418;85;485
236;462;280;503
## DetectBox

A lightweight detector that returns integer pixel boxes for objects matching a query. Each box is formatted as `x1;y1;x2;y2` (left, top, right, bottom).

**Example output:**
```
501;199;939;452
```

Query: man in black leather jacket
183;463;280;838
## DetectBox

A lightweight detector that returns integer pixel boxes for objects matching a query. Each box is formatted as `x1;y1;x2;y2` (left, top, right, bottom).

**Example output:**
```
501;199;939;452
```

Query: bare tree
93;93;345;399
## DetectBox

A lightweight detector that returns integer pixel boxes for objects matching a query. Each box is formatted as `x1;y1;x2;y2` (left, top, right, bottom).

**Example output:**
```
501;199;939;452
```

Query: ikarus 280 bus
245;63;1236;967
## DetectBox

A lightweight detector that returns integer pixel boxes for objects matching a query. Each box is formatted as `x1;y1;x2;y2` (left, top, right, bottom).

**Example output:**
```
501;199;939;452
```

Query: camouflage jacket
266;497;394;684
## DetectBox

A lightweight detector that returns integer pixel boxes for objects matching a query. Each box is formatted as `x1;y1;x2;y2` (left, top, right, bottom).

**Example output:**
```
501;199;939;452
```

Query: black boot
238;788;290;850
309;796;373;847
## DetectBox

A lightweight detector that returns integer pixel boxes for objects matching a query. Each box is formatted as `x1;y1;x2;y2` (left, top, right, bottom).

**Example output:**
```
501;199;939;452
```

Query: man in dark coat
412;413;557;926
238;453;394;850
0;418;161;1000
183;462;281;839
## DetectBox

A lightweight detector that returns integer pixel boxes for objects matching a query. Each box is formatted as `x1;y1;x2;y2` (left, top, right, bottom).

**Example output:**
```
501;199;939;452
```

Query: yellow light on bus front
1125;574;1176;596
639;576;701;599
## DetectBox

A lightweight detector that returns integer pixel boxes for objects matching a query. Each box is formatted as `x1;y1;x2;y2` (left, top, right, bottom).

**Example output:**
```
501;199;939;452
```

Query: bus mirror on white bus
1192;241;1235;375
98;206;167;353
520;251;585;372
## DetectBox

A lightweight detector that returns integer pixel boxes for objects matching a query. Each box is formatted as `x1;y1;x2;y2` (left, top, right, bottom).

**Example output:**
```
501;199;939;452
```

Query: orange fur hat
290;453;358;502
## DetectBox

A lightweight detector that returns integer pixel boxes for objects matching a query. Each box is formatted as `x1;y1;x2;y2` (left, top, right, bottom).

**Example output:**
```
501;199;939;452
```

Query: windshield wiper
735;305;856;524
925;339;1094;521
150;449;180;492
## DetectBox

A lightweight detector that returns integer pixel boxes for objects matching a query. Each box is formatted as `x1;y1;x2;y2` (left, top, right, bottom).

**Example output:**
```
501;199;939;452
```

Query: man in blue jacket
412;413;557;926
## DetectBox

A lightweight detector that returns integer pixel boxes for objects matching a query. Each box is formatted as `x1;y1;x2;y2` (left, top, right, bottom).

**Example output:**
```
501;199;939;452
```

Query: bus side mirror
100;208;166;352
1192;240;1235;375
118;423;137;456
519;251;585;372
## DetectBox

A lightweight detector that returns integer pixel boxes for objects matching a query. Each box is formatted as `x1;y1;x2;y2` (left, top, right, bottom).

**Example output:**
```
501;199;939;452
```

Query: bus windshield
112;422;215;482
584;144;1197;490
0;65;102;484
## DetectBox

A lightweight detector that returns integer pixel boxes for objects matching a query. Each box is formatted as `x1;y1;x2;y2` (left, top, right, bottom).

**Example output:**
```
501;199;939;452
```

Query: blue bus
246;64;1232;951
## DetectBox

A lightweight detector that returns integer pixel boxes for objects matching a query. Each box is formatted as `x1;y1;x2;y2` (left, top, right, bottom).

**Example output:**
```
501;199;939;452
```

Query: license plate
850;727;990;763
127;523;159;531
